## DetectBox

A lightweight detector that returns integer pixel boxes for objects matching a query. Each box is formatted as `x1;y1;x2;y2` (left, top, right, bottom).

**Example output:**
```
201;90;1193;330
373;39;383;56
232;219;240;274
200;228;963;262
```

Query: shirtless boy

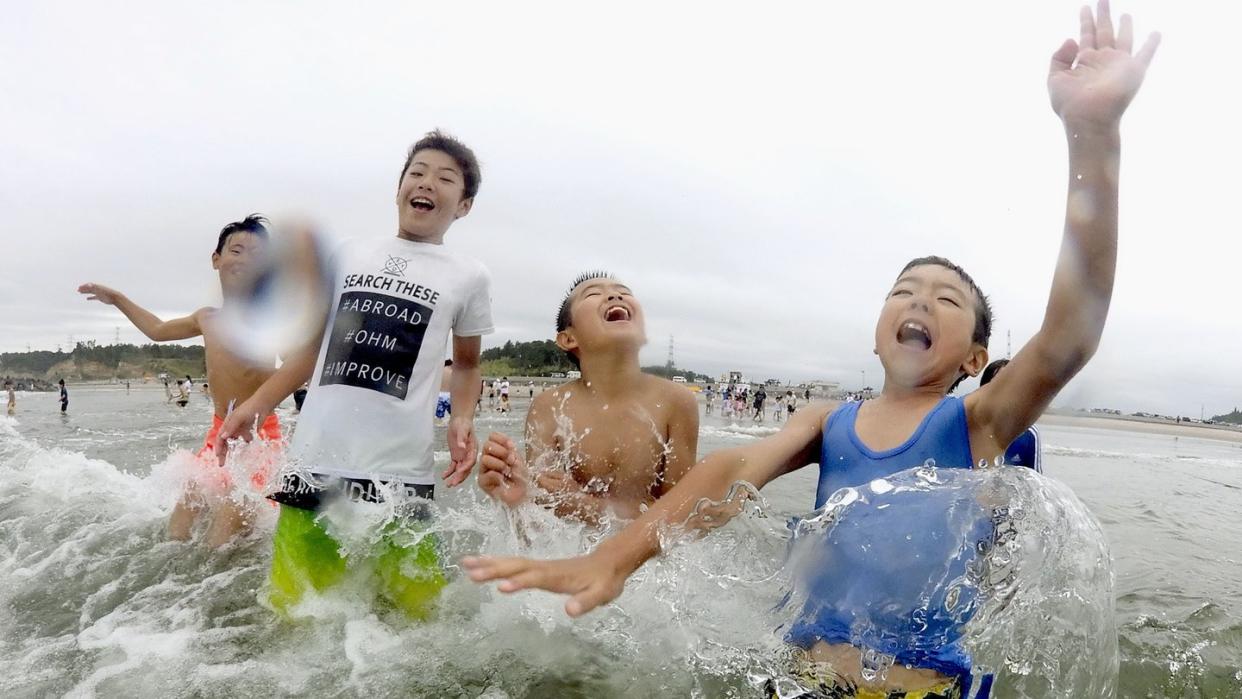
79;214;278;548
478;273;699;524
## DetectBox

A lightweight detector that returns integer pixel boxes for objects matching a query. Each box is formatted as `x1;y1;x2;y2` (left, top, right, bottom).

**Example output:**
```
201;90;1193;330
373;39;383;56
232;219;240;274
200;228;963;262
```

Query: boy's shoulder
640;375;698;415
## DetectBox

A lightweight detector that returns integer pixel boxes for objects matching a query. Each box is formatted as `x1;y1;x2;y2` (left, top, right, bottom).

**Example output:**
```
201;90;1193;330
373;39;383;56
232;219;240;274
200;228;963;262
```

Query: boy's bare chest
559;408;668;491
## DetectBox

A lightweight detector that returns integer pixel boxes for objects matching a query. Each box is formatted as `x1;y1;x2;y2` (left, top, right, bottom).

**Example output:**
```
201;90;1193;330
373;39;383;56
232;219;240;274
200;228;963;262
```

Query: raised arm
463;401;834;617
78;283;201;341
968;0;1159;450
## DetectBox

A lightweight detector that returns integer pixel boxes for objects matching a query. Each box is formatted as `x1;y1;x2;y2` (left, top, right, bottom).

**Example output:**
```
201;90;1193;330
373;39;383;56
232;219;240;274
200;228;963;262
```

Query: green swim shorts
265;503;447;620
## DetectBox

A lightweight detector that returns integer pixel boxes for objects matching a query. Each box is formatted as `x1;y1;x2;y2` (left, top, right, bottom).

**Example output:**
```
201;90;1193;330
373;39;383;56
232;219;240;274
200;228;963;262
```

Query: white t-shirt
292;236;493;484
499;380;510;396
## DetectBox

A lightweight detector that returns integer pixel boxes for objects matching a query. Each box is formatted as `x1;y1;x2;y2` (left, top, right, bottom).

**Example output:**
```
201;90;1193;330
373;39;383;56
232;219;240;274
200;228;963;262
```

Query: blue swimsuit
785;397;1009;695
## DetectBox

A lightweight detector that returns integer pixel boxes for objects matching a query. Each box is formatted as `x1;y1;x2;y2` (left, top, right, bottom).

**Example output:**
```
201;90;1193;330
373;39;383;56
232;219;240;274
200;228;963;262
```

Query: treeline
1211;408;1242;425
0;342;206;379
480;340;574;376
479;339;711;381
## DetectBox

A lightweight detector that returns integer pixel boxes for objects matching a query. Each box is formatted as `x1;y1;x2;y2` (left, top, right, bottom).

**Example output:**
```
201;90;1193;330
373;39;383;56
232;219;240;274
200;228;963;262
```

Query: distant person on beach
478;272;699;524
436;359;454;425
753;387;767;423
978;359;1042;472
79;214;282;548
465;6;1157;694
5;379;15;415
215;130;492;620
705;385;715;416
785;390;797;417
58;379;68;413
163;378;174;403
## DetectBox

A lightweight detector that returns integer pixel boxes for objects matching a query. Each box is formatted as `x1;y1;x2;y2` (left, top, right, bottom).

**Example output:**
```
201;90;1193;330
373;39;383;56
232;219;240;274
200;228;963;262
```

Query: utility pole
1007;330;1012;360
666;336;674;372
114;327;121;345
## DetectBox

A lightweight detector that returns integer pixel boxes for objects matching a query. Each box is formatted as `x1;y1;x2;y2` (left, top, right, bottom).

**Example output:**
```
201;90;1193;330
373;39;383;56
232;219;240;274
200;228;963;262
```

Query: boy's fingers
1095;0;1113;49
567;585;614;618
1117;13;1133;53
1135;32;1160;68
463;555;530;582
498;567;560;593
1050;38;1079;74
478;471;502;492
1079;5;1096;50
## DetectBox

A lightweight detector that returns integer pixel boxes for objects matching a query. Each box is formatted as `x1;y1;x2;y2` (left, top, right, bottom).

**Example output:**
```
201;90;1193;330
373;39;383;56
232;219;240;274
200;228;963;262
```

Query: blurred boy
79;214;279;548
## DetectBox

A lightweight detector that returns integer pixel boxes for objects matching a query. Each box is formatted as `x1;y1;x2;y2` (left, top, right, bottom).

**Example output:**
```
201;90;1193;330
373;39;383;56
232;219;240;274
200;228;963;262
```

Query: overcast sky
2;1;1239;418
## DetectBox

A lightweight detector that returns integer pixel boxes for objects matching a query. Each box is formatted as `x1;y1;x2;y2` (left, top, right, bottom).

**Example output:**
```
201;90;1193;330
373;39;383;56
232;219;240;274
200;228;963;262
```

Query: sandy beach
1039;411;1242;444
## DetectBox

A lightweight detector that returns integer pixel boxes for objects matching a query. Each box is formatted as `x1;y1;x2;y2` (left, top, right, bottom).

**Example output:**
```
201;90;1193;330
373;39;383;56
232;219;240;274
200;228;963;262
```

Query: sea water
2;385;1241;697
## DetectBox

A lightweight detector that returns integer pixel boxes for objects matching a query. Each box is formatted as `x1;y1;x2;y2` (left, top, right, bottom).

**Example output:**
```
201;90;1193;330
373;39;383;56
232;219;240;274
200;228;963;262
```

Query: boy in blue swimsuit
465;3;1158;696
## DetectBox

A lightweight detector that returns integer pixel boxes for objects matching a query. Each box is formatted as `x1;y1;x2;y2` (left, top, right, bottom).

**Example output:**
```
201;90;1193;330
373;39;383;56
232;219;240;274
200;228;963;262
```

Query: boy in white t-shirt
216;129;493;619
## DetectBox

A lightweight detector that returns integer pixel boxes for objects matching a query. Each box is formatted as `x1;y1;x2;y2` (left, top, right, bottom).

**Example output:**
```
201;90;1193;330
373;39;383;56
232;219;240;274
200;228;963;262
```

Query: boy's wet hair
980;359;1009;387
556;270;615;369
898;256;992;392
400;129;481;201
213;214;269;255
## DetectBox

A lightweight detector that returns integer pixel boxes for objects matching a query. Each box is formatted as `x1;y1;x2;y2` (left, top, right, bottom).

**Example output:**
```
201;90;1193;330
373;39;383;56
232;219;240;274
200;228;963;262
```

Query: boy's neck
576;349;643;398
396;228;447;245
875;379;950;407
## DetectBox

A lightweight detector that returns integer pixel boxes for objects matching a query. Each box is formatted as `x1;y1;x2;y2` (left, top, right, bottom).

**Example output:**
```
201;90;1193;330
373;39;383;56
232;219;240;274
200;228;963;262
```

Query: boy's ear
210;252;221;271
555;329;578;355
961;345;989;379
454;197;474;220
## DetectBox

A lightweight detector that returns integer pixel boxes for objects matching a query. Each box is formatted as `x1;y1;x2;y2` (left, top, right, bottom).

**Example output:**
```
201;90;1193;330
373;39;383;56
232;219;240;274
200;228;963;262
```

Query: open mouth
896;320;932;351
409;197;436;212
604;305;632;322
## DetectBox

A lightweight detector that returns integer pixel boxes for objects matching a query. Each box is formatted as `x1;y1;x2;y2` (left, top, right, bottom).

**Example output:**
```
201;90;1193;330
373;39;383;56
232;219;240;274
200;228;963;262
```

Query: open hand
77;282;122;305
462;550;629;618
443;416;478;487
477;432;529;505
1049;0;1160;128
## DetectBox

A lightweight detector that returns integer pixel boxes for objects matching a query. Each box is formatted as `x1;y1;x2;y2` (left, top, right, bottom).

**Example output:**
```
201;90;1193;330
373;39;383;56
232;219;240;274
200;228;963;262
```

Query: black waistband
269;472;435;514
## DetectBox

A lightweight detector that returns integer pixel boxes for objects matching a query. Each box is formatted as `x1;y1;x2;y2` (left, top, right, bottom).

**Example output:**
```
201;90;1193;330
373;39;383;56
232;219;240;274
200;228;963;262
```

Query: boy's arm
463;401;834;617
443;334;483;487
967;1;1159;452
78;283;201;341
654;386;701;496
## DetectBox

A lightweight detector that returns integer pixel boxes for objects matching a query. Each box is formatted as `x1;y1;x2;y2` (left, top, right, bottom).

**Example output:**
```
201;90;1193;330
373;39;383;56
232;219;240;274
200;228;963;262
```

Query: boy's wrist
1063;119;1121;142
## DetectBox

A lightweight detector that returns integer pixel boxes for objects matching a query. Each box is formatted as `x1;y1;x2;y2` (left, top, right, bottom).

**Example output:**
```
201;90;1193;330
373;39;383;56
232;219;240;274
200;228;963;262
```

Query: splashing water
5;399;1239;698
773;462;1117;697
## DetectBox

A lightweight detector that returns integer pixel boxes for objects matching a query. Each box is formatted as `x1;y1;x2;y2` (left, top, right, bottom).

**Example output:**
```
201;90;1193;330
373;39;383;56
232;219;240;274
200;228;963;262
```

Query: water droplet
1076;173;1083;180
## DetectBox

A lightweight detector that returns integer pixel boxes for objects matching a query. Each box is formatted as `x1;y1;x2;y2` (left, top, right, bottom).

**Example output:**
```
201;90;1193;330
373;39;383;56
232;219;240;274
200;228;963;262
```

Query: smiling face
211;231;267;297
395;148;473;243
876;264;988;391
556;278;647;363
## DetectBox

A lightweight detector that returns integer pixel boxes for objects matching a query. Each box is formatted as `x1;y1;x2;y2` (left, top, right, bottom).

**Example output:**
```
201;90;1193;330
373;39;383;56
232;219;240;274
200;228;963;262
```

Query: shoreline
1039;412;1242;444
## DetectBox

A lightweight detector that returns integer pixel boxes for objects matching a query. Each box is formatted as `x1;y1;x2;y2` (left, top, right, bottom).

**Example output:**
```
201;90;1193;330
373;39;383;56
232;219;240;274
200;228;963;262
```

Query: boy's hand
443;416;478;487
478;432;529;505
462;551;629;618
213;401;261;466
1048;0;1159;128
77;282;122;306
